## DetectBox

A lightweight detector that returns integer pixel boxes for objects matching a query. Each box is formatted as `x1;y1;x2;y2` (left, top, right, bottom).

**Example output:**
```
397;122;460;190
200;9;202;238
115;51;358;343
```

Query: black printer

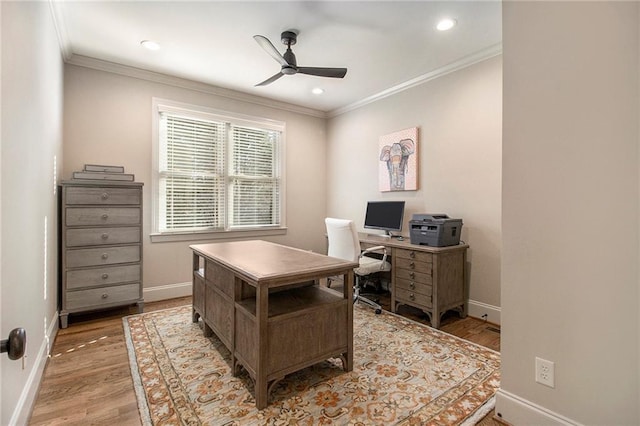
409;214;463;247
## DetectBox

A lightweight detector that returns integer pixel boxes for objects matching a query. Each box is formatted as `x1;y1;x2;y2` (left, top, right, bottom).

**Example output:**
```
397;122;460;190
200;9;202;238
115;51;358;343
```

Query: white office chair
325;217;391;314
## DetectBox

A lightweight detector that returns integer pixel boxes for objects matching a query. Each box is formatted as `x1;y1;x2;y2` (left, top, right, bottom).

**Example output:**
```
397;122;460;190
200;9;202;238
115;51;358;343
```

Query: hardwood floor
29;294;500;425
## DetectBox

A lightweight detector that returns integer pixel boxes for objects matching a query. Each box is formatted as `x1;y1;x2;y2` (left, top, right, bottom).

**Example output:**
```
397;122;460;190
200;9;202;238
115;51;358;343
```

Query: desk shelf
236;285;343;318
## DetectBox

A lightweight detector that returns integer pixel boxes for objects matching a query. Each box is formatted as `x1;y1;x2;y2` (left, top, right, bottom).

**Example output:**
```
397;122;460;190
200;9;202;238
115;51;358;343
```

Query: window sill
150;227;287;243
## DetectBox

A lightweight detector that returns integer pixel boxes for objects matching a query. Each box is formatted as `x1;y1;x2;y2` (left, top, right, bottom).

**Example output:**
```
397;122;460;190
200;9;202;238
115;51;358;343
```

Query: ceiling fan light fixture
436;18;457;31
140;40;160;51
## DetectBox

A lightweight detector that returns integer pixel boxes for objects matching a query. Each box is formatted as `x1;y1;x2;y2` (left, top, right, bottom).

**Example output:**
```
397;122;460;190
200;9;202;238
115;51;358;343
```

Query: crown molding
328;43;503;118
51;0;501;121
66;55;327;118
49;0;72;61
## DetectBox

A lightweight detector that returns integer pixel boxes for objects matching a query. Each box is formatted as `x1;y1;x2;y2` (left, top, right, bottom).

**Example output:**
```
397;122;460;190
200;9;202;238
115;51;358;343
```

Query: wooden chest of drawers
392;245;467;328
59;180;144;328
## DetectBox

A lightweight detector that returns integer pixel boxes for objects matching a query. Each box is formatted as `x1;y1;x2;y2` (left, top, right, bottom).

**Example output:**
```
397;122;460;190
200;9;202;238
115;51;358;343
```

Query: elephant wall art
378;127;418;192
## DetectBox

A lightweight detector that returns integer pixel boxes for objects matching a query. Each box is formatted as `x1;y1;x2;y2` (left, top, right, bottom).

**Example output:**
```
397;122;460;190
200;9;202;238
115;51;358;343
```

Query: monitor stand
367;231;392;239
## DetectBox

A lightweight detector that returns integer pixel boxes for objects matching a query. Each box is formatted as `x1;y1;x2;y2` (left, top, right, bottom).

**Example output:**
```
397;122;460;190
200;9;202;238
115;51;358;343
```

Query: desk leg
255;285;269;409
344;271;354;372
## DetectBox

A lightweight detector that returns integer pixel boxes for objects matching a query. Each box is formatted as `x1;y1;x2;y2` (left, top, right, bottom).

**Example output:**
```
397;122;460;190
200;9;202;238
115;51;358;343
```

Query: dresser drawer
66;246;140;268
66;227;140;247
394;249;433;264
66;283;140;310
65;186;141;205
395;278;432;297
395;257;432;274
395;287;432;308
66;264;140;290
395;267;432;285
66;207;140;226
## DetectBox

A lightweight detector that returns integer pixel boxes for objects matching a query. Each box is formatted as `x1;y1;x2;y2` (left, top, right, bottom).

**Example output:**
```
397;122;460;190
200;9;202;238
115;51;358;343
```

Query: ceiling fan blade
255;72;285;87
253;35;288;67
297;67;347;78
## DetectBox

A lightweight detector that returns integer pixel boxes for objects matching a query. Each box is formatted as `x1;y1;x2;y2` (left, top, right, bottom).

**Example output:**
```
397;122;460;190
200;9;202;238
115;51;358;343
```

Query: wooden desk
190;240;357;409
358;233;469;328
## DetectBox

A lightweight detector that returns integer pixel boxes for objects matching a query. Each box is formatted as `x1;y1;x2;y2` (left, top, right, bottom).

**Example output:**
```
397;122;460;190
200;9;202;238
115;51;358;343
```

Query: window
152;99;285;241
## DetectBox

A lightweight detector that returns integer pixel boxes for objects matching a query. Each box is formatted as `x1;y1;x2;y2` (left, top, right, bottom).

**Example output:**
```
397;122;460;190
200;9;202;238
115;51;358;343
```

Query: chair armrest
361;245;386;255
360;245;388;268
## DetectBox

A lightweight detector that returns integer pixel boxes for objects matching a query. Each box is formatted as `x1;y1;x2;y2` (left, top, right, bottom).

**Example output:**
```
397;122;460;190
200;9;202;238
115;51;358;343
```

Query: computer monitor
364;201;405;236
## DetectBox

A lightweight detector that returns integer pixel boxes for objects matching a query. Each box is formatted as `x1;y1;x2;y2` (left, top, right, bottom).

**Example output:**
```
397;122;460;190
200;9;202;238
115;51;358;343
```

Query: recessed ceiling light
436;18;457;31
140;40;160;51
311;87;324;95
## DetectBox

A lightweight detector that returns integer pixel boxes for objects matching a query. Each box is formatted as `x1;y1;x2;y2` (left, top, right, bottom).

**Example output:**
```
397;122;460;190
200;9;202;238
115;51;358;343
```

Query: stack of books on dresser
72;164;135;182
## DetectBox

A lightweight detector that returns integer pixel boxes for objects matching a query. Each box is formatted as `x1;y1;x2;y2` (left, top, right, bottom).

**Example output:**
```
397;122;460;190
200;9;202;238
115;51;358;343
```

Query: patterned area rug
123;305;500;425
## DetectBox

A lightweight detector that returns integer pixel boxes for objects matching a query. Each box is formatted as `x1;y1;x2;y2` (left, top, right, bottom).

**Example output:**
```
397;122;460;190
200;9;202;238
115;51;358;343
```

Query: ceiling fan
253;31;348;87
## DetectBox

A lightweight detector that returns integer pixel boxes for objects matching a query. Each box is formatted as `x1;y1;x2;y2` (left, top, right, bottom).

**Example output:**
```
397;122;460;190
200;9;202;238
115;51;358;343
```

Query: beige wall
63;65;328;298
1;2;64;424
326;56;502;315
499;2;639;424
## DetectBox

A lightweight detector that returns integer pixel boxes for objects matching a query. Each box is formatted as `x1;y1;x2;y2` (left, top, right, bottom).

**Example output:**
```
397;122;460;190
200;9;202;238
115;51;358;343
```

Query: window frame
151;98;287;243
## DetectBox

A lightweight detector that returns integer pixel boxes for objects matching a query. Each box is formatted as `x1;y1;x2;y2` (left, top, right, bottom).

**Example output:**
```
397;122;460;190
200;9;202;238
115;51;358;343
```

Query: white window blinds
155;103;283;234
229;125;280;227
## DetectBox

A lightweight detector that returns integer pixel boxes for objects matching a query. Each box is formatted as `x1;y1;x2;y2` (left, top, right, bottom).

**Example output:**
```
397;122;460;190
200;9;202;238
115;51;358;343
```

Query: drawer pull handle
101;253;109;259
409;293;415;300
101;233;109;240
101;273;109;279
101;293;109;299
101;213;109;220
409;252;415;258
409;272;415;279
409;282;415;289
101;193;109;200
409;262;415;269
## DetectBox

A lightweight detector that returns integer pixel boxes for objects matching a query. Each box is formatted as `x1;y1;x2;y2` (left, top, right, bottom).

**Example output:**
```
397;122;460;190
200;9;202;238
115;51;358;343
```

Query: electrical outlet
535;357;555;388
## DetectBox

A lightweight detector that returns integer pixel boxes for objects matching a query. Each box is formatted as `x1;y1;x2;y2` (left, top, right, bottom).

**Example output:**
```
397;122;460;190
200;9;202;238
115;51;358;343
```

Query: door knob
1;328;26;360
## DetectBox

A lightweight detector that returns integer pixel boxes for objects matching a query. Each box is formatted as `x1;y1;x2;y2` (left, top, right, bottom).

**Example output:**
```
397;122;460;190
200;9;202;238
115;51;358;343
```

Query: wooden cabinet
392;246;467;328
359;234;468;329
59;180;144;328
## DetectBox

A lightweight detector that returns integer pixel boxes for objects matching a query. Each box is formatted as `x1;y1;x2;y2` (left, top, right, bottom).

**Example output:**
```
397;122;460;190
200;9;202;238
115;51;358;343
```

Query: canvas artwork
379;127;418;192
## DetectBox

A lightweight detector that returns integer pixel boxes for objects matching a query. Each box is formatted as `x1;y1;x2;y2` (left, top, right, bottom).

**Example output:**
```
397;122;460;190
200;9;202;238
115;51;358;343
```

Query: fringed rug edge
123;315;153;426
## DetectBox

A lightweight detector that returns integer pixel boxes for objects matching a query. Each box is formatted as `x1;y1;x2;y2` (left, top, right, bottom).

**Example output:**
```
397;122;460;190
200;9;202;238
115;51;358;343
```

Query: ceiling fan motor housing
281;31;297;46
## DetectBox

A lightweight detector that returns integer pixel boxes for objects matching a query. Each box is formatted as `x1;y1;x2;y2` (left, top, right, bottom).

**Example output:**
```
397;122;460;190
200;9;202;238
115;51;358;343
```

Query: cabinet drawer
66;207;140;226
395;257;432;274
65;187;140;205
66;227;140;247
66;246;140;268
206;285;233;346
395;278;432;297
395;287;432;308
395;267;432;285
67;264;140;289
394;249;433;264
206;261;235;297
66;283;140;310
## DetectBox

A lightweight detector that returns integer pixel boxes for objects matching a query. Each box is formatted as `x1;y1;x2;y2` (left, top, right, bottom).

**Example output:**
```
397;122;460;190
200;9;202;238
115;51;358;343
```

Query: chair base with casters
353;277;383;314
328;273;384;314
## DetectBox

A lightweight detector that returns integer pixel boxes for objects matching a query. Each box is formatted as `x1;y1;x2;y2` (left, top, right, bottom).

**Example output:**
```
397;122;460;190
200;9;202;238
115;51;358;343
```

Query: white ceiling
52;1;502;114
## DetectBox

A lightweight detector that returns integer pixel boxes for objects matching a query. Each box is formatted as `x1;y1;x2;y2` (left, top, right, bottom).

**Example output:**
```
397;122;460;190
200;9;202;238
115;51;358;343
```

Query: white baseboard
495;389;582;426
10;312;58;425
467;299;501;325
143;281;192;303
